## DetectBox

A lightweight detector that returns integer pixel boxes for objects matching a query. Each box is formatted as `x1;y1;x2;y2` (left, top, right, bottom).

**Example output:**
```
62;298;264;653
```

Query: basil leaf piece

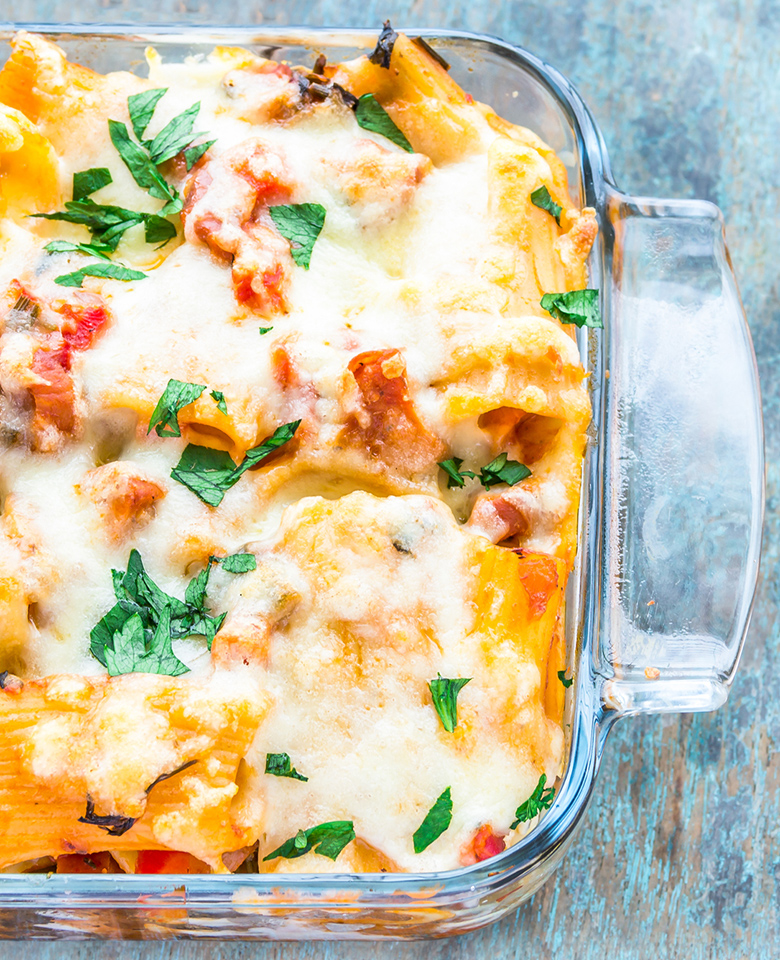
437;457;476;489
104;607;189;677
171;444;238;508
530;185;562;226
78;798;137;837
268;203;326;270
413;787;453;853
146;759;198;794
184;563;212;613
148;379;207;438
44;239;112;261
218;553;257;574
32;199;146;251
368;20;398;68
171;421;301;507
258;326;273;335
557;670;573;689
540;289;603;329
90;549;229;671
263;821;355;862
54;263;147;288
355;94;413;152
90;602;130;667
109;119;176;204
265;752;308;782
144;215;177;246
210;389;227;415
73;167;113;201
428;675;471;733
511;774;555;828
148;103;201;164
478;453;531;490
128;87;168;141
184;139;216;170
234;420;301;477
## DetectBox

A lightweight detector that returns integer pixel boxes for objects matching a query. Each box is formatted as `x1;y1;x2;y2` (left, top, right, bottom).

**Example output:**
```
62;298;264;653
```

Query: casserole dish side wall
0;25;761;940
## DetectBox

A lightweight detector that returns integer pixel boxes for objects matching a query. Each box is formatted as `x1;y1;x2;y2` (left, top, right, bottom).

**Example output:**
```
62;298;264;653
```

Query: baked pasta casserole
0;24;598;875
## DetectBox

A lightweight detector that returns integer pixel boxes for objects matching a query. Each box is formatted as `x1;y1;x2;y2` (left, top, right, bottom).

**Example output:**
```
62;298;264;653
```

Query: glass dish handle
597;190;764;716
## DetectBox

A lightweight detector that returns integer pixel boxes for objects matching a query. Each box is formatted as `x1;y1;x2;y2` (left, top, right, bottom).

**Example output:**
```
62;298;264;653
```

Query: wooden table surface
1;0;777;956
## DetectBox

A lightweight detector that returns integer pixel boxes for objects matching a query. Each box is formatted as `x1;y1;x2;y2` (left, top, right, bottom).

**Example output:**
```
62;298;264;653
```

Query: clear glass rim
0;22;615;907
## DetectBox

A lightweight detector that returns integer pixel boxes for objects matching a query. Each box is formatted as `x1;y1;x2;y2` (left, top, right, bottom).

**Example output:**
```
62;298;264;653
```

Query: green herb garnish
428;675;471;732
109;118;177;205
511;774;555;828
103;607;187;677
557;670;573;689
44;239;112;261
73;167;113;201
145;102;201;164
210;390;227;415
265;752;308;782
268;203;326;270
183;139;216;170
478;453;531;490
89;548;248;674
258;326;273;335
530;185;562;225
33;199;168;252
217;553;257;574
437;457;476;489
413;787;453;853
354;93;413;152
263;821;355;861
128;88;167;141
540;289;603;329
54;262;146;288
171;420;300;507
148;379;206;438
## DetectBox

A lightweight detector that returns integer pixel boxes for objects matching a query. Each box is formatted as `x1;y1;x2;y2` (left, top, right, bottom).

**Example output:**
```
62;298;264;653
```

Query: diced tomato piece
57;852;120;874
136;850;207;874
472;825;507;861
460;824;506;865
30;345;77;438
346;349;444;470
515;551;559;617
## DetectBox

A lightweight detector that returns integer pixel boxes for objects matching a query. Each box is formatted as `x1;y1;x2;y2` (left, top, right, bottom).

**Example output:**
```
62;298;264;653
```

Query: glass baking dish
0;22;764;940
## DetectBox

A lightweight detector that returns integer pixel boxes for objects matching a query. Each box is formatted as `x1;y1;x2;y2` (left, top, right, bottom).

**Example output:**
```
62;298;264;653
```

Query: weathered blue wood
2;0;778;956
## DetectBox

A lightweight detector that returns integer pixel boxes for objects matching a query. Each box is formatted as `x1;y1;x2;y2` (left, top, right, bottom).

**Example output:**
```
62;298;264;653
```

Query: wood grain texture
1;0;778;955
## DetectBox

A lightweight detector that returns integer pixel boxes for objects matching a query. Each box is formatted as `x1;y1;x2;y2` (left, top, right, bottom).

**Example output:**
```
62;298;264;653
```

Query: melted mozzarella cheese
0;37;590;873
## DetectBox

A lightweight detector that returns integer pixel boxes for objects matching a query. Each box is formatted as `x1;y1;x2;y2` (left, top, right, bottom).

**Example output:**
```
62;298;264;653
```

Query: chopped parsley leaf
263;821;355;861
511;774;555;828
171;420;301;507
540;289;603;329
148;379;206;438
210;389;228;415
54;262;146;288
530;185;562;225
557;670;573;688
428;675;471;732
73;167;113;201
268;203;326;270
265;752;308;782
89;548;231;673
413;787;453;853
437;457;476;489
478;453;531;490
128;88;167;141
354;94;414;153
